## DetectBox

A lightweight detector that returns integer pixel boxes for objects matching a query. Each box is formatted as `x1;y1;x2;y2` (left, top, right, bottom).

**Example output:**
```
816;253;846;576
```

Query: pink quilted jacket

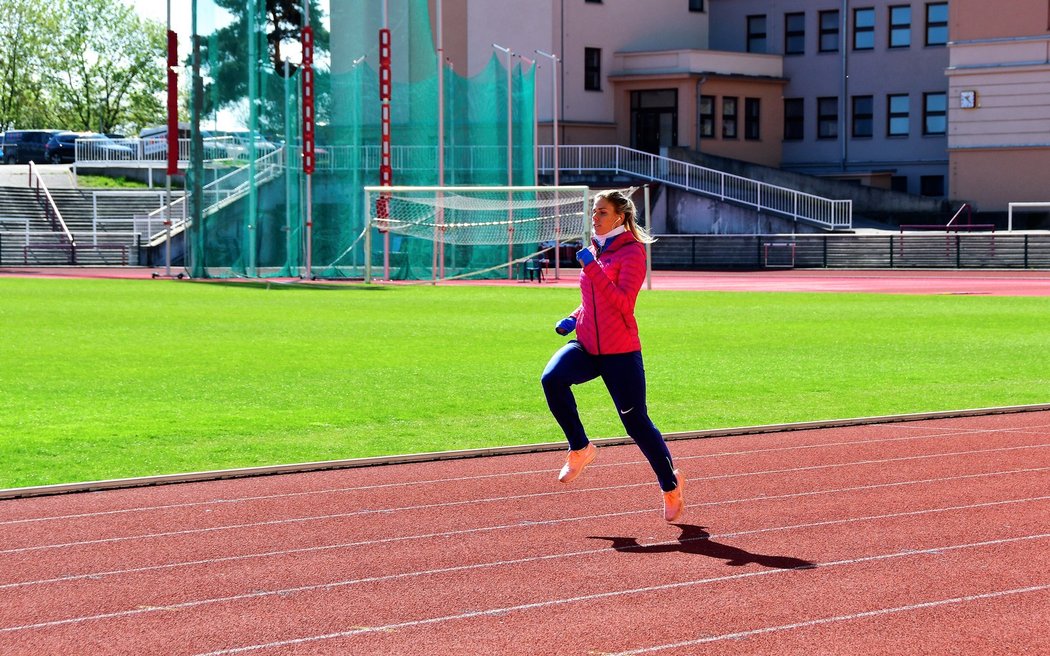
570;232;646;355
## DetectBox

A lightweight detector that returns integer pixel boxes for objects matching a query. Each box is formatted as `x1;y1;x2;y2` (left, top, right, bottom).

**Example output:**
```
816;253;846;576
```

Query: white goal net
363;185;590;281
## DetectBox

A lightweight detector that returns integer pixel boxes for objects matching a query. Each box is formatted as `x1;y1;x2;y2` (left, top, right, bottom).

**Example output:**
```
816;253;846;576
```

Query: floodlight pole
536;49;560;278
494;43;514;279
435;0;444;281
165;0;175;278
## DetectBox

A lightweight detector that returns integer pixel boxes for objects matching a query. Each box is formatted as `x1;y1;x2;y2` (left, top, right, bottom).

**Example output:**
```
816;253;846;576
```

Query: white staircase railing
123;142;852;241
539;145;852;231
146;146;286;247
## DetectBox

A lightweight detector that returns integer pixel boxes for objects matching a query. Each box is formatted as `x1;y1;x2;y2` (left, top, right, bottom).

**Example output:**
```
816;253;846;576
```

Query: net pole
363;190;372;283
436;0;445;280
644;184;652;291
494;44;514;279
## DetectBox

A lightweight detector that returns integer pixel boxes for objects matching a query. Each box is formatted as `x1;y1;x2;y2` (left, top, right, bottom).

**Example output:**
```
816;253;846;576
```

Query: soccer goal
363;185;591;283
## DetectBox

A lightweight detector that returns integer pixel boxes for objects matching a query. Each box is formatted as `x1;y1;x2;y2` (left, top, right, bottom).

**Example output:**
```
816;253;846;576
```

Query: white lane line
3;466;1045;591
2;495;1047;634
186;534;1050;656
4;423;1043;526
2;445;1047;555
607;584;1050;654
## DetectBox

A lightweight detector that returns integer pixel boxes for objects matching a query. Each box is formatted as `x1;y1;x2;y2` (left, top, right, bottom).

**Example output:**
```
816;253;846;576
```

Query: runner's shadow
589;524;816;570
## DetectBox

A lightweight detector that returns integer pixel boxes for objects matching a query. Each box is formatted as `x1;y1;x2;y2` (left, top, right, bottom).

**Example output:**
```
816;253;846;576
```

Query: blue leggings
541;341;678;491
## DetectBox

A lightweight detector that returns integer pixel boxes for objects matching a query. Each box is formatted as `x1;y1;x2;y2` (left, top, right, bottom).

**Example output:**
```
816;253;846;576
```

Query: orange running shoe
558;443;597;483
663;471;685;522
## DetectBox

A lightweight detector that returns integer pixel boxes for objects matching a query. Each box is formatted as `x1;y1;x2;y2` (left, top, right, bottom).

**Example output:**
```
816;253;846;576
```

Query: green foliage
2;279;1049;489
76;174;153;189
198;0;330;133
0;0;166;134
0;0;59;130
46;0;166;134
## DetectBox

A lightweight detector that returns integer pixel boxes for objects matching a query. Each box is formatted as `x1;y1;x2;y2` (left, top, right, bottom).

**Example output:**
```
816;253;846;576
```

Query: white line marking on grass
4;424;1041;526
2;495;1047;634
2;445;1046;555
607;584;1050;655
185;535;1050;656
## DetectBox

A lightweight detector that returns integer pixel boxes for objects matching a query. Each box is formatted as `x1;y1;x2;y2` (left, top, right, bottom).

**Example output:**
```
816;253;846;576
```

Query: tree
197;0;330;133
44;0;166;135
0;0;58;131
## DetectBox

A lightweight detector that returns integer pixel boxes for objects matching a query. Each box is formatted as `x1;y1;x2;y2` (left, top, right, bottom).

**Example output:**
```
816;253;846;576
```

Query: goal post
363;185;591;283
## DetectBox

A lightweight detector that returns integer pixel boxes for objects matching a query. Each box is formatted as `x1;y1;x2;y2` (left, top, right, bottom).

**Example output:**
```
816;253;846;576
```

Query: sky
122;0;331;131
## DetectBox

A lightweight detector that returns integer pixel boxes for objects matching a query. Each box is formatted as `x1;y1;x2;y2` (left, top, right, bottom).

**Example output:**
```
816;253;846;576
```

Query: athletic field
2;268;1048;655
2;269;1048;490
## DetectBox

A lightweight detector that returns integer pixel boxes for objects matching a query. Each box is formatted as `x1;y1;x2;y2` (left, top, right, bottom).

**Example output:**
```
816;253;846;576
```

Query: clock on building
960;90;977;109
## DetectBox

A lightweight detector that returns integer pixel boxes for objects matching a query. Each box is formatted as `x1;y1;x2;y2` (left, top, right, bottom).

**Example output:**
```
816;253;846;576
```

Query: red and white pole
379;25;393;280
302;6;315;278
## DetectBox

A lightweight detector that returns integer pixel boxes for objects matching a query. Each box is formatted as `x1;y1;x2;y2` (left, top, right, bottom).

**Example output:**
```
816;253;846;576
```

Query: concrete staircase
0;186;169;266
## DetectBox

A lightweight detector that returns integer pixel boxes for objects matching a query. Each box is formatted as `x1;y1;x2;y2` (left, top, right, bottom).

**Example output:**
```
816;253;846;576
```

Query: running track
5;266;1050;296
2;410;1048;654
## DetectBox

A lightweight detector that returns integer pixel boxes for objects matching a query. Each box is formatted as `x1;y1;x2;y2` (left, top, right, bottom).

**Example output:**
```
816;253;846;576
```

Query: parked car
2;129;60;164
223;130;279;161
46;132;135;163
140;124;230;161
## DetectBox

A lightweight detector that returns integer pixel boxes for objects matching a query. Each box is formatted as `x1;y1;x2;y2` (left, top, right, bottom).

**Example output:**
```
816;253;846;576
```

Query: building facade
333;1;1050;210
947;0;1050;212
709;1;951;197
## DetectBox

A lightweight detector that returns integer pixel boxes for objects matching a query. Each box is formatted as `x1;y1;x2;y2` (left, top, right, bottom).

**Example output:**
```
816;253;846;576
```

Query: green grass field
2;276;1048;490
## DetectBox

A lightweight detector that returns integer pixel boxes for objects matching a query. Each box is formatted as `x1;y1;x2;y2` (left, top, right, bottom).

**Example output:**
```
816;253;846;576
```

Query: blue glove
576;247;595;267
555;316;577;336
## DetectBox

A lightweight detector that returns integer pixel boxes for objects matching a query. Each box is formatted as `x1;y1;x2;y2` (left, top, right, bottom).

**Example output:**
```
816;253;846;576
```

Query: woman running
541;188;684;522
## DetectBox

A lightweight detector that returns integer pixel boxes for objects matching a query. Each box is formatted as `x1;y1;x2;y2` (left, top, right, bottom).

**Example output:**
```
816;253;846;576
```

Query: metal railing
27;161;75;249
74;136;244;167
539;145;852;230
145;145;286;247
74;141;852;233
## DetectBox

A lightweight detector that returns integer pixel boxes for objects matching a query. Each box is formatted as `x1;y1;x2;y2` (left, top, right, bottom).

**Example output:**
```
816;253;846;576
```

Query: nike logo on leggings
619;407;634;415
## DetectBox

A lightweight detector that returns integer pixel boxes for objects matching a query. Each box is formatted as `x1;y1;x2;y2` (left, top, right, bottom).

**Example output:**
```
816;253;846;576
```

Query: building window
817;96;838;139
852;95;873;138
785;12;806;55
744;98;761;140
925;2;948;46
689;0;704;12
722;97;738;139
784;98;804;140
747;15;768;53
585;0;602;3
920;175;945;196
887;94;909;136
584;47;601;91
819;10;840;52
923;92;946;135
853;8;875;50
699;95;715;138
889;5;911;48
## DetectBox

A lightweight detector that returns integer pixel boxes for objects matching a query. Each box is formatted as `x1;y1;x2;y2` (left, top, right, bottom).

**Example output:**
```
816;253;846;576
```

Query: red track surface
2;411;1048;655
5;266;1050;295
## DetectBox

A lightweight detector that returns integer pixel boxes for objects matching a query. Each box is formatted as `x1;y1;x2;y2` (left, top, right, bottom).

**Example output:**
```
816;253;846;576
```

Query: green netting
187;0;538;280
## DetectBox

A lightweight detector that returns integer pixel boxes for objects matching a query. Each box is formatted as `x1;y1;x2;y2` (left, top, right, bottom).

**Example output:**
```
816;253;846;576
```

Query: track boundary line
3;471;1046;591
186;533;1050;656
4;403;1049;501
4;444;1047;554
3;495;1047;633
5;422;1045;524
607;583;1050;655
